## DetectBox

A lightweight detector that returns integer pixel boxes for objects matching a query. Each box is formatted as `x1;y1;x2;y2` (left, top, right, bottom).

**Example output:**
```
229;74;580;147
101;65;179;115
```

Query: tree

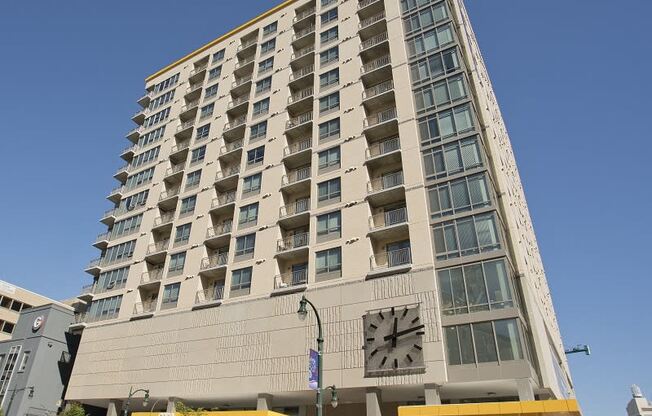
59;402;85;416
174;401;205;416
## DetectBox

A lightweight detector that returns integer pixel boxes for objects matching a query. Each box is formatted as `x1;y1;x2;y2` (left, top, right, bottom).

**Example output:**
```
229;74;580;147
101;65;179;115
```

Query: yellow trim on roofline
145;0;299;83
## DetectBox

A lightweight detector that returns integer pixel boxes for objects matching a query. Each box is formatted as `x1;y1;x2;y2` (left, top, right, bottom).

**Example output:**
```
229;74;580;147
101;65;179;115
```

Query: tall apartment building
68;0;574;414
0;280;55;341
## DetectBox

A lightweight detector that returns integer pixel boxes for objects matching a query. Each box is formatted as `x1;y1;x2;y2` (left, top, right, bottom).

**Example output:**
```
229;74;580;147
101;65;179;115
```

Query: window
433;212;501;260
131;146;160;168
438;259;514;316
247;146;265;166
162;283;181;309
261;38;276;54
231;267;253;292
319;68;339;89
258;57;274;74
423;136;483;179
321;7;338;25
255;76;272;95
320;46;339;66
418;103;475;146
149;90;175;111
17;351;29;372
250;121;267;140
97;266;129;293
400;0;437;13
205;83;219;99
200;103;215;119
88;295;122;321
317;211;341;238
186;170;202;189
318;178;341;203
242;173;262;196
125;167;155;190
190;146;206;165
208;66;222;80
321;0;337;7
143;107;171;128
104;240;136;264
428;173;492;218
196;124;210;141
1;322;14;334
10;301;21;312
316;247;342;277
120;190;149;211
319;92;340;114
138;126;165;147
410;47;460;84
212;49;225;63
253;98;270;116
263;21;278;36
444;319;524;365
414;74;467;113
239;203;259;226
319;118;340;141
180;195;197;215
235;234;256;257
152;73;179;94
320;26;338;45
168;252;187;273
174;223;192;245
111;214;143;238
318;146;340;171
404;2;449;34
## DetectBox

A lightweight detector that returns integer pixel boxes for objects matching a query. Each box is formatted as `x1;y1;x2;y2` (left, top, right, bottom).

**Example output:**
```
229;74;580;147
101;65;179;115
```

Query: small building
0;303;79;416
628;385;652;416
0;280;56;340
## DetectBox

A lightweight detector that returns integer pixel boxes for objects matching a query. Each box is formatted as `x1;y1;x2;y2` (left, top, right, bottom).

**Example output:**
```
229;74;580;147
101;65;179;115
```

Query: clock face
363;304;425;377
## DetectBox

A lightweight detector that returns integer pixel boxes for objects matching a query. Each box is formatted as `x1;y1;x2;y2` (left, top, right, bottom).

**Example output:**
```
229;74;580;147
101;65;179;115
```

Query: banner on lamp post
308;349;319;390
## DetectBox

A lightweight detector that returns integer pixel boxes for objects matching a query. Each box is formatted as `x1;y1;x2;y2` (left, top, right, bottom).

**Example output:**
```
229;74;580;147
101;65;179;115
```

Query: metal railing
80;283;96;296
282;165;311;185
206;221;233;239
288;87;314;104
358;0;381;9
211;191;237;208
95;232;110;243
274;269;308;289
195;286;225;305
189;64;207;76
220;139;244;154
114;164;129;176
238;38;257;51
146;239;170;255
215;165;241;181
290;64;315;81
108;184;123;196
235;56;255;69
73;312;87;324
277;232;310;252
363;79;394;100
170;140;190;154
140;268;164;285
165;164;184;177
286;112;313;129
224;115;247;131
368;171;404;193
293;24;316;40
133;300;157;315
371;247;412;269
279;198;310;218
361;55;391;74
186;83;202;94
366;136;400;159
86;258;101;269
360;11;386;29
284;138;312;157
370;206;408;230
291;45;315;61
159;187;180;201
121;144;137;155
364;107;397;128
232;75;252;88
361;32;389;51
153;211;175;227
200;252;229;270
180;100;199;113
294;7;316;22
228;95;249;108
176;119;195;132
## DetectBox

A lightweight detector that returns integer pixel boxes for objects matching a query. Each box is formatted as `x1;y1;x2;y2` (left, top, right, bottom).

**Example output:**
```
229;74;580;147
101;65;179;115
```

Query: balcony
113;164;130;182
137;91;153;107
363;107;398;138
100;208;117;226
219;139;244;161
132;301;157;318
293;6;316;27
175;120;195;138
210;191;237;214
292;24;316;49
234;56;255;76
272;269;308;295
357;0;384;19
365;136;401;167
360;32;389;58
362;79;395;108
361;55;392;84
359;11;386;38
287;87;314;114
285;112;313;137
107;185;123;203
84;257;101;275
226;95;250;115
231;75;252;95
132;107;147;124
214;166;241;190
237;38;257;57
169;140;190;163
164;164;185;182
368;206;409;239
159;186;180;204
152;211;175;230
194;286;225;309
205;221;233;247
281;165;311;194
367;171;405;205
185;82;203;100
189;64;207;83
223;115;247;138
276;232;310;256
126;126;141;143
179;100;200;119
369;246;413;278
279;198;310;224
145;239;170;264
140;269;164;286
290;45;315;67
93;232;110;249
200;252;229;276
289;65;315;89
283;138;312;166
120;144;137;161
77;283;96;302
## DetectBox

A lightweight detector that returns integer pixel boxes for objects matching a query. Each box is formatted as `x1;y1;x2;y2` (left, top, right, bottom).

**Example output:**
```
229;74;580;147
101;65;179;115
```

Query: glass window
235;234;256;256
321;7;338;25
98;266;129;292
247;146;265;165
231;267;253;291
403;2;448;33
263;21;278;36
428;173;491;218
250;121;268;140
162;283;181;307
174;223;192;245
321;0;337;6
255;76;272;94
186;170;202;189
242;173;262;195
494;319;524;361
204;83;219;99
433;212;501;260
261;38;276;54
418;103;475;146
319;92;340;114
104;240;136;264
318;146;341;170
200;103;215;119
423;137;483;179
410;47;460;84
208;66;222;80
258;57;274;73
318;178;341;202
18;351;30;372
239;203;259;225
168;252;186;273
253;98;270;116
320;68;339;88
88;295;122;321
212;49;225;63
180;195;197;215
414;74;468;113
320;46;339;66
316;247;342;275
196;124;210;140
190;145;206;164
317;211;341;237
138;126;165;147
445;320;524;366
320;26;338;45
318;118;340;141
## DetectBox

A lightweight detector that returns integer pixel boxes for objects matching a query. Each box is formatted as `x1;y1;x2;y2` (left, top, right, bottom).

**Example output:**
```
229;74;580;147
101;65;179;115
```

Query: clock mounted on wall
363;304;426;377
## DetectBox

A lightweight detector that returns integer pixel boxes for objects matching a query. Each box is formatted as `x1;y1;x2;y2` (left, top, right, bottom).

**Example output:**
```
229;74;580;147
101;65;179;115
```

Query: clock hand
384;324;425;341
392;317;398;348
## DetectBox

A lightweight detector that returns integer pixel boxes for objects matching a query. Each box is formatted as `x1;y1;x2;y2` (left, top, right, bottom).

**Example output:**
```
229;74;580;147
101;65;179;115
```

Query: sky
0;1;650;415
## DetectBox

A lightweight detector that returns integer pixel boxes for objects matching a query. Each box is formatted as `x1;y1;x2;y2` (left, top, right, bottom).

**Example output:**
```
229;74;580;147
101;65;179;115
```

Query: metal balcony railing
80;283;96;296
206;221;233;239
215;166;241;181
277;232;310;252
147;239;170;255
153;212;175;227
176;119;195;132
360;11;386;29
366;136;400;159
368;171;404;193
186;83;202;94
170;140;190;154
133;300;157;315
86;258;101;269
200;252;229;270
181;100;199;113
95;232;110;243
279;198;310;218
73;312;87;324
238;38;257;51
364;107;397;128
211;191;237;208
274;269;308;289
290;64;315;81
284;138;312;157
220;139;244;154
286;112;313;129
361;32;389;51
288;87;314;104
195;286;225;305
358;0;382;9
363;79;394;100
159;187;180;201
371;247;412;269
294;7;316;22
165;164;184;177
361;55;391;74
369;207;408;230
291;46;315;61
224;115;247;131
282;166;311;186
140;268;164;285
232;75;252;88
293;25;316;40
189;64;207;77
228;95;249;108
235;56;255;69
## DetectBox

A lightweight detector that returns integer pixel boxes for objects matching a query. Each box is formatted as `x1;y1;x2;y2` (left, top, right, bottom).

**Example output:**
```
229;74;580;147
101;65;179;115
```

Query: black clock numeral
411;316;420;324
380;356;387;366
369;324;377;330
406;353;413;363
366;337;375;342
370;348;378;357
391;306;395;316
393;358;398;369
402;307;408;318
379;311;384;320
413;344;422;351
416;331;425;336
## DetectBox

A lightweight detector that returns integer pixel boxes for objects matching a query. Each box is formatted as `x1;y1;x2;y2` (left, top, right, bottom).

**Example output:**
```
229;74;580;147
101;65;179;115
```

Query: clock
363;304;425;377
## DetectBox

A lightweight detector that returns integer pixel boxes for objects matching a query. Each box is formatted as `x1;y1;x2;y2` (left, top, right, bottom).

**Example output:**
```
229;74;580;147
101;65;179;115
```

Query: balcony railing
288;87;314;104
212;191;237;208
86;258;101;269
228;95;249;108
286;112;313;129
159;187;180;201
215;166;241;181
294;24;316;40
95;232;110;243
290;65;315;81
361;55;391;74
282;166;311;185
366;136;400;159
114;164;129;176
360;11;386;29
291;46;315;61
190;64;207;77
176;120;195;132
147;239;170;255
186;83;202;94
133;300;157;315
140;268;164;285
368;171;404;193
364;107;397;128
200;252;229;270
235;56;255;69
279;198;310;218
165;164;184;177
220;139;244;154
370;206;408;230
294;7;316;22
361;32;389;51
170;140;190;154
232;75;252;88
371;247;412;269
195;286;225;305
358;0;382;9
206;221;233;239
363;79;394;100
275;269;308;289
181;100;199;113
284;138;312;157
80;283;96;296
73;312;87;324
238;38;257;51
224;115;247;131
277;232;310;252
153;212;175;227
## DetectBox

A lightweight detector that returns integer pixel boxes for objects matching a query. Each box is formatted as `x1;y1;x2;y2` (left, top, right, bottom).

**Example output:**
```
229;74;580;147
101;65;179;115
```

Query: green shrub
59;402;85;416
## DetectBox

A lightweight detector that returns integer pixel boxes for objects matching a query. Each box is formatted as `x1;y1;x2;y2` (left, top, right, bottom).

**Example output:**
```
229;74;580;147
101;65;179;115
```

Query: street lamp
122;386;150;416
297;295;338;415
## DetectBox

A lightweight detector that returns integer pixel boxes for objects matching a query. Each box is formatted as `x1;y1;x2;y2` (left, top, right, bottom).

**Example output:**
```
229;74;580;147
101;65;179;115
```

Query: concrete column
107;400;122;416
365;388;383;416
257;393;273;411
424;384;442;405
166;398;177;413
516;378;535;401
297;405;308;416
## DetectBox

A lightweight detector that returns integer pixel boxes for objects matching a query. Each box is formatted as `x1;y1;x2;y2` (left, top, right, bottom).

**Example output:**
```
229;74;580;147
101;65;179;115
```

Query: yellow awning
398;399;581;416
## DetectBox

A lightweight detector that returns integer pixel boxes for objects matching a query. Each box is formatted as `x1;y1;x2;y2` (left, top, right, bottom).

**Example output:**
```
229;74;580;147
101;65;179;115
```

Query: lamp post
122;386;150;416
297;295;338;416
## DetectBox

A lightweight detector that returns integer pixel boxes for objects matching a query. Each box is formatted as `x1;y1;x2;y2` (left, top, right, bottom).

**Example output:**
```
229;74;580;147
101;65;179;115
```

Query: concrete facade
68;0;573;414
0;280;56;341
627;386;652;416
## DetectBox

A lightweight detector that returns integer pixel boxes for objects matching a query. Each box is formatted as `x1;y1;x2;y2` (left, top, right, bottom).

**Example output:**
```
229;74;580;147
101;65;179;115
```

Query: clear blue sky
0;1;650;414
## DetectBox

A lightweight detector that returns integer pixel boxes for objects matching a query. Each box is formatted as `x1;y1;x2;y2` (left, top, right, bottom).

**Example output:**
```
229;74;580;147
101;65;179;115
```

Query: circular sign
32;315;45;331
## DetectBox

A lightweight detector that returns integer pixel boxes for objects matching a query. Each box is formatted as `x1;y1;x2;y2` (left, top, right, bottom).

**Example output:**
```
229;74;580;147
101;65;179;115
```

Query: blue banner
308;349;319;390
